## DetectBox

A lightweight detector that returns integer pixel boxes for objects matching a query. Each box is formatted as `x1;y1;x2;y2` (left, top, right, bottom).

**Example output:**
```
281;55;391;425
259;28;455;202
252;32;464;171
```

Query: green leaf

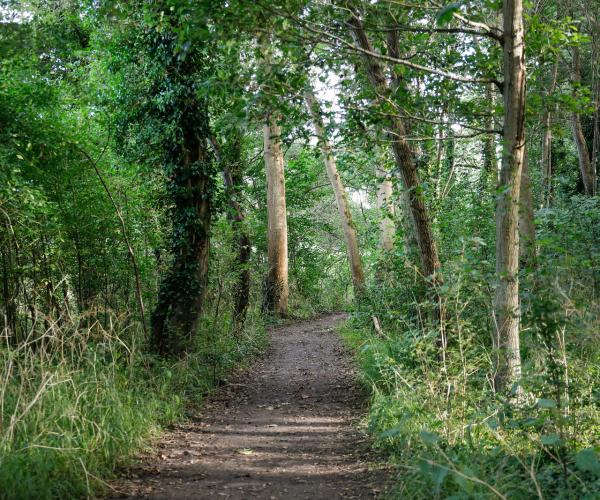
420;430;439;445
380;427;402;438
541;433;560;446
575;448;600;474
436;3;461;26
537;398;557;408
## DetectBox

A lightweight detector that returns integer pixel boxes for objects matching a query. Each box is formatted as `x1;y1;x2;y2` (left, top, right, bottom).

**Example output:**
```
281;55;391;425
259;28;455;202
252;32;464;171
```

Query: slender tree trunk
375;166;395;252
541;111;553;205
571;46;597;196
494;0;526;393
519;145;536;265
542;61;558;206
151;96;213;357
386;27;421;264
263;113;289;315
349;16;441;284
304;90;365;292
482;83;498;191
210;134;252;329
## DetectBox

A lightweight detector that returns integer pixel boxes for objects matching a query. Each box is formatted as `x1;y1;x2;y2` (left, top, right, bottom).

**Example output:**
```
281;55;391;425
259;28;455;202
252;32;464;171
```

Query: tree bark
151;96;213;357
263;114;289;315
375;166;395;252
304;90;365;293
519;145;536;265
571;46;597;196
494;0;526;393
348;16;441;284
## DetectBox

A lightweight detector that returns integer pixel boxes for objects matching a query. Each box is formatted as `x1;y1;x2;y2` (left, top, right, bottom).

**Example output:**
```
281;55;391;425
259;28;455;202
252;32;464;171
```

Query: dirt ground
110;313;386;499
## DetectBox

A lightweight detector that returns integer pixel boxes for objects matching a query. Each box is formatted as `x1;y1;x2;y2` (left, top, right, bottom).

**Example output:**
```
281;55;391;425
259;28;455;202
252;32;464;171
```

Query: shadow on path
111;313;385;499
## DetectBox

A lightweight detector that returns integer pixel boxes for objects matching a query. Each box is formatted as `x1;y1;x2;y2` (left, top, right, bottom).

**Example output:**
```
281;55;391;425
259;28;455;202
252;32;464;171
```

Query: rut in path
113;313;384;499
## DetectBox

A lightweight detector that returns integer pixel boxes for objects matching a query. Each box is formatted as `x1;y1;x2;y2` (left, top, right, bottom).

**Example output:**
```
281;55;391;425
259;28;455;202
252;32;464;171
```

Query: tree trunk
375;166;395;252
541;111;553;206
494;0;526;393
541;61;558;206
571;46;597;196
210;134;252;329
519;145;536;265
263;114;289;315
482;83;497;191
348;16;441;284
151;97;213;357
304;90;365;293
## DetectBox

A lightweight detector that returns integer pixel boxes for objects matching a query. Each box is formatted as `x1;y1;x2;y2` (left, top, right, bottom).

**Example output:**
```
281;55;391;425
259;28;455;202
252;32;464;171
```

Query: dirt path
112;313;384;499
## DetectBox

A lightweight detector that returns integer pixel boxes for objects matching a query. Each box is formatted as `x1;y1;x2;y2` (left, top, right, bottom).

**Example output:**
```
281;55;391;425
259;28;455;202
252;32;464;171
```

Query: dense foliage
1;0;600;498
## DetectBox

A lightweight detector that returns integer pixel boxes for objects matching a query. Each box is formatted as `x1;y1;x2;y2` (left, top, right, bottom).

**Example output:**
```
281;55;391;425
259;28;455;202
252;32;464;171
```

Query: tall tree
493;0;527;392
375;166;395;252
571;45;597;196
347;15;442;288
304;89;365;293
541;60;558;206
210;132;252;329
263;113;289;315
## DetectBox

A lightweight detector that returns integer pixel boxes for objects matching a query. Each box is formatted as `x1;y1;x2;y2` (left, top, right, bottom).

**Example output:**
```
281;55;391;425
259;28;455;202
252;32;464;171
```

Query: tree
571;45;597;196
108;7;217;356
493;0;527;392
304;89;365;293
347;14;442;289
263;113;290;315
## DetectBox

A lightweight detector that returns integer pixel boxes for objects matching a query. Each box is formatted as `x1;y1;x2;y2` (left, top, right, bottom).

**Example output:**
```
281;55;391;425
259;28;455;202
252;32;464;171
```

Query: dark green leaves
435;3;462;26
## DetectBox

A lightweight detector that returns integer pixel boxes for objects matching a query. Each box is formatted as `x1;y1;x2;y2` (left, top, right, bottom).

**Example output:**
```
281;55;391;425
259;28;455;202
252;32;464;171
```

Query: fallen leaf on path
237;448;255;455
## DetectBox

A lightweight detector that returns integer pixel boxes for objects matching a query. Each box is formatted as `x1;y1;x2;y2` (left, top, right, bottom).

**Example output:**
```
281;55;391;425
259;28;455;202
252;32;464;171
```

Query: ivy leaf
420;430;439;445
541;434;560;446
537;398;557;408
436;3;462;26
575;448;600;474
380;427;402;438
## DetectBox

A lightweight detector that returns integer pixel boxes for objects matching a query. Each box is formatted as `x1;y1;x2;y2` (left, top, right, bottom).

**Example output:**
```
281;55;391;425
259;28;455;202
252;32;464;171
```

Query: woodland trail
111;313;385;499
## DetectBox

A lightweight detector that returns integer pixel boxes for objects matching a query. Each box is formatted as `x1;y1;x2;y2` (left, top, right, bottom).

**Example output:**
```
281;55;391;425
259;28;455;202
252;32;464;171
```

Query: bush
0;311;266;499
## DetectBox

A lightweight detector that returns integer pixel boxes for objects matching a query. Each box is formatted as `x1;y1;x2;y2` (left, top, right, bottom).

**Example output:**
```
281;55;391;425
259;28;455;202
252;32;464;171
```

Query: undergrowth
0;310;266;500
342;200;600;499
342;305;600;499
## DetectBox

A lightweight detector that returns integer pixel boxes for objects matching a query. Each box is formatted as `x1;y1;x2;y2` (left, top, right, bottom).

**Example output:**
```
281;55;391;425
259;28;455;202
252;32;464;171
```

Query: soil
110;313;386;499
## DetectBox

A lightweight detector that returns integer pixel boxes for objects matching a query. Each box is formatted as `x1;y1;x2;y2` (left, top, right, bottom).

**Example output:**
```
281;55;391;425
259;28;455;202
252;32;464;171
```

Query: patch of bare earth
110;313;386;499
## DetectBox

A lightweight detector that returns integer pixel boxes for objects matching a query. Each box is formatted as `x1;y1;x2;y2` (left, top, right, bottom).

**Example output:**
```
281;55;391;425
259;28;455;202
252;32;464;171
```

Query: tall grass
343;271;600;499
0;309;266;499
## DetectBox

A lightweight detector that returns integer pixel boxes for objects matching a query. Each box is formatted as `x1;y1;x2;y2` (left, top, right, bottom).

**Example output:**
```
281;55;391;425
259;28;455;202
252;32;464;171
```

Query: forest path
111;313;384;499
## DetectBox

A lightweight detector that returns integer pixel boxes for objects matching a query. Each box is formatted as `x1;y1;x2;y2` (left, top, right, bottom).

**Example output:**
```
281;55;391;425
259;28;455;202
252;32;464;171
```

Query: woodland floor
110;313;386;499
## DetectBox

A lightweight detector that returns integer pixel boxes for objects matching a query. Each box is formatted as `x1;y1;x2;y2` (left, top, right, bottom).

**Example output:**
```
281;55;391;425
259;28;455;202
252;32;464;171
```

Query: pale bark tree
375;166;395;252
304;90;365;292
263;114;289;315
571;46;597;196
493;0;526;392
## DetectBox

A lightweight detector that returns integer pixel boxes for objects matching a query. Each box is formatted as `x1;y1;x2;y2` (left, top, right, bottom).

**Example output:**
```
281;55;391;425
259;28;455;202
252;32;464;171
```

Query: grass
0;309;267;499
340;296;600;499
